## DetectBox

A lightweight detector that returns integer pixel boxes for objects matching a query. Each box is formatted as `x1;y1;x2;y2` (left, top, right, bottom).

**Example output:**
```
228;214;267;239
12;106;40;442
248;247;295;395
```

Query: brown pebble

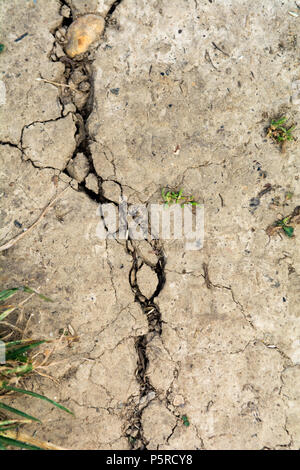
65;14;105;58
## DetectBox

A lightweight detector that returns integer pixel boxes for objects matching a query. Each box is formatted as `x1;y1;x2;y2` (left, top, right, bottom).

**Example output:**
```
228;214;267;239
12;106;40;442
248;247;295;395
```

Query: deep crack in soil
50;0;167;450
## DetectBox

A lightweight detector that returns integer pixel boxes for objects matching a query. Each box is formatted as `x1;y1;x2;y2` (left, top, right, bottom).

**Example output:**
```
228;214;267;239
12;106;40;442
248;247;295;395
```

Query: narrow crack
106;0;125;20
47;0;166;450
124;239;166;449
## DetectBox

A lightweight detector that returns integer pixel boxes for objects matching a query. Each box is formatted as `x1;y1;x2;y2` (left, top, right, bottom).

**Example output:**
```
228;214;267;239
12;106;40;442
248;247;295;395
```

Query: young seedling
181;415;190;427
266;206;300;238
267;116;296;153
276;216;294;237
161;188;200;208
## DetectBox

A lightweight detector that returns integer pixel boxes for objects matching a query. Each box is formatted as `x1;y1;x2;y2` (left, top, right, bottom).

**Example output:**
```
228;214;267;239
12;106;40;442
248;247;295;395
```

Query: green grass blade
0;307;15;321
5;339;44;348
272;117;287;126
1;363;33;375
6;340;46;361
0;289;18;302
0;419;32;427
0;435;42;450
283;226;294;237
0;402;40;422
2;384;74;415
21;287;53;302
0;287;52;304
278;126;287;132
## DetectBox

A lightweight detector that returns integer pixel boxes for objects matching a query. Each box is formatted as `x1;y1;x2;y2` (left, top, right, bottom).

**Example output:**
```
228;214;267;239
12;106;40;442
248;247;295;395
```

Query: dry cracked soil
0;0;300;450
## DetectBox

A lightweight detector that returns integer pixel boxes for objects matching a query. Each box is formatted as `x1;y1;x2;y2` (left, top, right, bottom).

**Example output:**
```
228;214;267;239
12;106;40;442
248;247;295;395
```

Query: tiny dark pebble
249;197;260;208
14;220;22;228
283;297;286;302
110;88;119;95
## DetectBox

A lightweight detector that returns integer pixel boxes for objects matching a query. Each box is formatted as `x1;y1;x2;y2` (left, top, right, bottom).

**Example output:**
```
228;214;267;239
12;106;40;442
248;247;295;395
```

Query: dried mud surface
0;0;300;450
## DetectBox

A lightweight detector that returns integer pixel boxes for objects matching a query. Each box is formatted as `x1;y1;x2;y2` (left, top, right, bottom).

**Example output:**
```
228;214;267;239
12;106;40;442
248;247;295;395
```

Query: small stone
56;27;66;41
65;14;105;58
70;70;87;86
62;102;77;116
61;4;71;17
147;391;156;401
102;180;121;201
54;43;65;58
85;173;99;193
73;91;89;111
139;395;147;406
78;81;91;92
173;394;185;407
67;153;90;183
55;30;62;40
110;88;120;96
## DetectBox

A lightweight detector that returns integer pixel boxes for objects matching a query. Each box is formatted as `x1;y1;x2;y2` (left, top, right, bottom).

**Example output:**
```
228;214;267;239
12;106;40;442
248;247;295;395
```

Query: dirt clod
66;152;90;183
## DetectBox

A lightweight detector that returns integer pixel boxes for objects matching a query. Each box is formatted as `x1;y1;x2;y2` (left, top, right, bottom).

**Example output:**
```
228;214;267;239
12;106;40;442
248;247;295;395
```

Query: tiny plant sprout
181;415;190;427
285;191;293;200
276;216;294;237
267;116;296;153
161;188;200;208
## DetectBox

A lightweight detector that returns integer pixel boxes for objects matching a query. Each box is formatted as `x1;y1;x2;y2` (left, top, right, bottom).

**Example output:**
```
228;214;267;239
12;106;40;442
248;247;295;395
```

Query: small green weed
266;206;300;238
276;216;294;237
181;415;190;427
267;116;296;153
161;188;200;208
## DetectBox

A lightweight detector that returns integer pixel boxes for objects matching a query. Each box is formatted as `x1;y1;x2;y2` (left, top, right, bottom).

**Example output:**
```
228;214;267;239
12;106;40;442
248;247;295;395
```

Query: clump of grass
267;116;296;153
0;287;73;450
161;188;200;208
